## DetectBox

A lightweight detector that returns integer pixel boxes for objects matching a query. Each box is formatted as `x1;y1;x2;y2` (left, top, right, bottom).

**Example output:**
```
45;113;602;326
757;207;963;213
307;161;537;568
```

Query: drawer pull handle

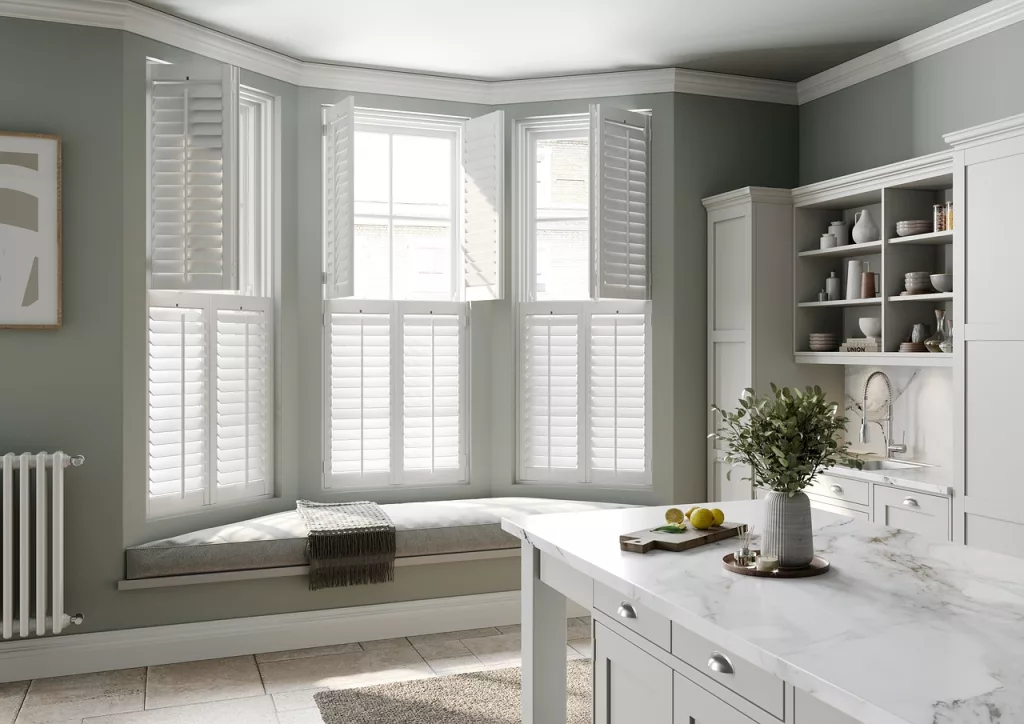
617;603;637;620
902;497;919;508
830;485;844;495
707;652;735;675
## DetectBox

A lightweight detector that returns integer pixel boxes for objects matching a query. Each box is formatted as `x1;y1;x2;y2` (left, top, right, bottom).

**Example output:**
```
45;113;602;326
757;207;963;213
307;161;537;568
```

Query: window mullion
580;303;590;484
391;302;404;485
205;295;215;505
388;132;395;301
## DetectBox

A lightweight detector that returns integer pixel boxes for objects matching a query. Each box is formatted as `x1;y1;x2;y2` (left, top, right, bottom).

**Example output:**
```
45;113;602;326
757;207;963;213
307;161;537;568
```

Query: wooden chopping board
619;522;747;554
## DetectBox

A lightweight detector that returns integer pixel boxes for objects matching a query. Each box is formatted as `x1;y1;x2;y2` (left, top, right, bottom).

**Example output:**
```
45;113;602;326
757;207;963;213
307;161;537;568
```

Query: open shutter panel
213;296;271;501
147;296;208;515
401;306;464;482
149;64;237;291
589;311;648;485
324;97;356;299
520;307;581;482
327;304;391;486
462;110;504;301
591;106;651;301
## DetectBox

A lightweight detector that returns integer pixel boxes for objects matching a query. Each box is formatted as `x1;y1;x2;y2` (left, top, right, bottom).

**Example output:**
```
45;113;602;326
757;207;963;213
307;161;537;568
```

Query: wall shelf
798;241;882;259
795;352;953;368
798;298;881;308
888;231;953;246
888;292;953;303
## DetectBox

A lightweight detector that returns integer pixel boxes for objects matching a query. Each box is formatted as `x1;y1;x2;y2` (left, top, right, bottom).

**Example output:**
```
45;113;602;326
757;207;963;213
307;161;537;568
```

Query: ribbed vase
762;490;814;569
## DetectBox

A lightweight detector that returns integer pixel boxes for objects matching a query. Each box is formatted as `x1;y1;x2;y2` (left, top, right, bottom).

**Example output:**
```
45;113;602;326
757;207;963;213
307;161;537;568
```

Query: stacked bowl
809;333;839;352
905;271;933;294
896;220;932;237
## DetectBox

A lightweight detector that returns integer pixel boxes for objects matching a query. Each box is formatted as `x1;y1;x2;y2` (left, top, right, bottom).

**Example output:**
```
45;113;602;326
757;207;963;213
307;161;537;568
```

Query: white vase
828;220;849;246
761;490;814;569
852;209;879;244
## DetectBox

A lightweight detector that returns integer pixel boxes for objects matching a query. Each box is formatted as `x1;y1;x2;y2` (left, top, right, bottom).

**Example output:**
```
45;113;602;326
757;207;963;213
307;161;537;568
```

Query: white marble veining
503;501;1024;724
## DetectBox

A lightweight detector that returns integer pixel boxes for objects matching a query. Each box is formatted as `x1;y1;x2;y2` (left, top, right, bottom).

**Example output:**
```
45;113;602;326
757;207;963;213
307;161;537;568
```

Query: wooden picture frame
0;131;62;329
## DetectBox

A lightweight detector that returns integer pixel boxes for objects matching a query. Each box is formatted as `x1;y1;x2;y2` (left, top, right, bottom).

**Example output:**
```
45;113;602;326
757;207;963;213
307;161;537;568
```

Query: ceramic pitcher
852;208;879;244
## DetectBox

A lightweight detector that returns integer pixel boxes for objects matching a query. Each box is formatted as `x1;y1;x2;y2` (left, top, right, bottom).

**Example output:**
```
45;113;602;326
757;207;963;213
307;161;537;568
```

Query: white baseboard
0;591;588;682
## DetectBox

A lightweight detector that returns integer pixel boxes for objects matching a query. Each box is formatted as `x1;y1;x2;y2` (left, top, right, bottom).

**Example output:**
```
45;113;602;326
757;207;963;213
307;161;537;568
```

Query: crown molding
702;187;793;211
798;0;1024;104
792;151;953;207
944;112;1024;148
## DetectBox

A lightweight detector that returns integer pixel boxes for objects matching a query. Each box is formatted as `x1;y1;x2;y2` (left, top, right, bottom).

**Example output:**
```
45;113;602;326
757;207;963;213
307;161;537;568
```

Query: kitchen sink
846;460;928;471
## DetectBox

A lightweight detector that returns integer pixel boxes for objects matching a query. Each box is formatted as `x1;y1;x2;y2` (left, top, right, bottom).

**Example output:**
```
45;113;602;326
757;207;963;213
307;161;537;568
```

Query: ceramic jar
820;233;837;249
828;220;849;246
761;490;814;569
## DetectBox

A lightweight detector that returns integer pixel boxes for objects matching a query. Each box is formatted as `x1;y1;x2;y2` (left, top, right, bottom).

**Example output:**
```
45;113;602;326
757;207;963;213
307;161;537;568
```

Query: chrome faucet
860;371;907;458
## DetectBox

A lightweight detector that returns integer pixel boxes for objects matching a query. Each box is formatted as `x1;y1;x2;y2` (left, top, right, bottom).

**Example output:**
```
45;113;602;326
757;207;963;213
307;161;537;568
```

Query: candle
756;555;779;572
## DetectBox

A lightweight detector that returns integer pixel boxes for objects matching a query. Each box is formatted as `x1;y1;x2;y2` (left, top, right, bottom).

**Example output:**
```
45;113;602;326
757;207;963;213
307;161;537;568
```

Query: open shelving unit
793;151;955;367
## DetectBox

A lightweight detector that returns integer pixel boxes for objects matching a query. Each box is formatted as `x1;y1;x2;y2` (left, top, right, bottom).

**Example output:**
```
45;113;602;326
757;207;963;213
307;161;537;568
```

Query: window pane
534;136;590;300
354;219;390;299
393;221;452;300
354;131;390;216
392;134;452;219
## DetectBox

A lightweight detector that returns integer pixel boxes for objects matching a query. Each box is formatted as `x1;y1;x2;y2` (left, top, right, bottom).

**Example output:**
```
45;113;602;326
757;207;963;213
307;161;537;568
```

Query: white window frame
513;115;653;488
145;72;277;519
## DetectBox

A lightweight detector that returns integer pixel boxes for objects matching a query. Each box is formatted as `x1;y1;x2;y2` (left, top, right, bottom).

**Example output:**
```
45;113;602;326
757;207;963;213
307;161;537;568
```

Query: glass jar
946;201;954;231
940;315;953;353
933;204;946;232
925;309;947;353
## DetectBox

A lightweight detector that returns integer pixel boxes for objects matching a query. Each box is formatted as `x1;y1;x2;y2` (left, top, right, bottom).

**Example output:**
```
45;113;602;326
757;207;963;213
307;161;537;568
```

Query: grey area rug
315;659;592;723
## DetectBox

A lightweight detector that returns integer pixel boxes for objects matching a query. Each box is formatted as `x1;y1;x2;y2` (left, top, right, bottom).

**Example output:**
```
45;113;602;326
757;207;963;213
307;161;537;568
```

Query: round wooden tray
722;551;830;578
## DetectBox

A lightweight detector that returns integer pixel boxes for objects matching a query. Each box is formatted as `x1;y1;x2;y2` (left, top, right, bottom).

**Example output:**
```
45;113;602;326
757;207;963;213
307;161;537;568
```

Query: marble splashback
844;366;953;467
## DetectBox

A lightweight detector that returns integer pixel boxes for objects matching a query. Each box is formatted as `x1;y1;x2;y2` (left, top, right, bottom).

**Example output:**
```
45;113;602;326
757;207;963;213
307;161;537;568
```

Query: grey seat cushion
126;497;629;580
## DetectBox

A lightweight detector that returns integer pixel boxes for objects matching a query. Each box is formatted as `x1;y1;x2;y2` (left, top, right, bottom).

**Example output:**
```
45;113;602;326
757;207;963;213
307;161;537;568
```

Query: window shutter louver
327;303;392;486
213;296;272;500
324;96;356;299
147;296;208;515
589;311;649;485
520;305;582;482
401;305;464;482
590;105;651;301
462;110;504;302
149;64;237;291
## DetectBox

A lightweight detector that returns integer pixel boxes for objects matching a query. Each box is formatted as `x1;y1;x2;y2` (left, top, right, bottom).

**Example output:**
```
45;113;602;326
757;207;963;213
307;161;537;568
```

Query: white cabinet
594;622;673;724
674;670;757;724
705;188;841;501
873;485;950;541
947;114;1024;551
794;687;860;724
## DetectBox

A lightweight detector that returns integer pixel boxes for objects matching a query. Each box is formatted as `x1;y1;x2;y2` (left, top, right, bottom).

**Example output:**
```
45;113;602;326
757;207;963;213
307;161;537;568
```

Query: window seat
123;497;629;587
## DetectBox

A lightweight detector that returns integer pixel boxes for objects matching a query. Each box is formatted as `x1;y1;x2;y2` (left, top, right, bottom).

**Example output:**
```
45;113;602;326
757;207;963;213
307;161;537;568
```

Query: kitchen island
502;499;1024;724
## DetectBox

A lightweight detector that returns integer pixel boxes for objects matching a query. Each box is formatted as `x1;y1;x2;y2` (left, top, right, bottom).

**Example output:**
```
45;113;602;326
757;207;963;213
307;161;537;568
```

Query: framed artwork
0;132;62;329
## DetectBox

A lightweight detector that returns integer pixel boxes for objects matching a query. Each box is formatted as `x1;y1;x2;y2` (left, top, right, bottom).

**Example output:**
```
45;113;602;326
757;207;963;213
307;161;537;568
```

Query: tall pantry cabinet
947;113;1024;554
704;188;842;502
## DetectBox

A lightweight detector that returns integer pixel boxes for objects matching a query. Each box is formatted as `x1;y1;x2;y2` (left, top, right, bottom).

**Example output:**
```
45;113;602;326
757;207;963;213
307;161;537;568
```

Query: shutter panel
589;309;649;485
462;110;504;301
324;96;356;299
213;296;271;501
401;304;464;483
147;294;208;516
590;106;651;301
149;64;237;291
520;305;581;482
326;302;391;487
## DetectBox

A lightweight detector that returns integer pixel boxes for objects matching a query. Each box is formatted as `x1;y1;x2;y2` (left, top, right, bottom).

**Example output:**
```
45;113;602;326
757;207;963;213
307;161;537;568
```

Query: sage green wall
800;22;1024;183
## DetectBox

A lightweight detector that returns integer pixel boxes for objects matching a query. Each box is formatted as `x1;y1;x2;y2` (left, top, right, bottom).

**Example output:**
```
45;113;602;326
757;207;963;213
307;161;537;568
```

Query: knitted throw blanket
296;500;396;590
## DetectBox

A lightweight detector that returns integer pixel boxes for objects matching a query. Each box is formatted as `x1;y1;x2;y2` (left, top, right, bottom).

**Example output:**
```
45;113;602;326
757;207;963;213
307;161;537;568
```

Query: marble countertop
502;500;1023;724
828;458;954;496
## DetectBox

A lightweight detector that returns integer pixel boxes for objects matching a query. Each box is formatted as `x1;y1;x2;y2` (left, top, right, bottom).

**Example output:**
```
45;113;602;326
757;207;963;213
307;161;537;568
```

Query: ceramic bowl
905;271;932;278
930;274;953;293
858;318;882;338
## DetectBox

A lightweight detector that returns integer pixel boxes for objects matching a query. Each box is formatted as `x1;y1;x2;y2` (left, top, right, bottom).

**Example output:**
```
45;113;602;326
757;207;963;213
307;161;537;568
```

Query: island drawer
594;582;671;651
672;622;785;719
873;486;950;541
808;474;869;506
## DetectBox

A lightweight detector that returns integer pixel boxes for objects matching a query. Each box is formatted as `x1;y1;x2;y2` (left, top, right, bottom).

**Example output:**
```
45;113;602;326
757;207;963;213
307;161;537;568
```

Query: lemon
665;507;685;525
690;508;714;530
684;506;700;519
711;508;725;526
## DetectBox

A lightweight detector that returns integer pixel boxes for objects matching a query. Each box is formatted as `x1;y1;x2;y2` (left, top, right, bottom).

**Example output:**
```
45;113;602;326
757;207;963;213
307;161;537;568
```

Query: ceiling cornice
2;0;1021;107
797;0;1024;104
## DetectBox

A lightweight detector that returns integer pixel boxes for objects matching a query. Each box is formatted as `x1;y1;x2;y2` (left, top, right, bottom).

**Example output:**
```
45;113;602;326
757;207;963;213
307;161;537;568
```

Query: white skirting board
0;591;588;682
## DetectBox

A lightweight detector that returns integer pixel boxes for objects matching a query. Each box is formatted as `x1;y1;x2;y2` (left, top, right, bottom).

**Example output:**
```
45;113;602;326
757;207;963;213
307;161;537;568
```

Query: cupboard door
873;486;949;541
673;671;756;724
594;622;673;724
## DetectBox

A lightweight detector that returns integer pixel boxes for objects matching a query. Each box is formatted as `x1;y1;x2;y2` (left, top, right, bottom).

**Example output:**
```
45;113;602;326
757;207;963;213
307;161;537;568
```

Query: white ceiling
133;0;991;82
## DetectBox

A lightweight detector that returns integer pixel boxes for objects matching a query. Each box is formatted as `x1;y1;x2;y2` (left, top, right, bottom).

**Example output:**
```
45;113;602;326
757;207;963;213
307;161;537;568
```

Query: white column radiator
1;451;85;639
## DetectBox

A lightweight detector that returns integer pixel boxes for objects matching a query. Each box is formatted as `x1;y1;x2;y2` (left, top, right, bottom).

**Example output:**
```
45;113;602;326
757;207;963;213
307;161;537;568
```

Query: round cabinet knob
617;603;637;620
902;497;919;508
830;485;844;495
707;652;735;675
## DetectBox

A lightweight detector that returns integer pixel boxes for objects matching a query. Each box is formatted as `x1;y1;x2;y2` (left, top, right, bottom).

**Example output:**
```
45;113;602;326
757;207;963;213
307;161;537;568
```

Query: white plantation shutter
590;105;651;301
326;302;392;487
519;304;582;483
462;110;504;301
589;307;649;485
324;96;356;299
149;64;238;291
147;294;208;516
401;304;465;483
213;296;272;501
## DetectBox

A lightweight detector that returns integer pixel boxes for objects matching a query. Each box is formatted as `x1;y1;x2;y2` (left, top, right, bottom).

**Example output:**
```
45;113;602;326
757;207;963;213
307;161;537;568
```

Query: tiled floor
2;617;592;724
